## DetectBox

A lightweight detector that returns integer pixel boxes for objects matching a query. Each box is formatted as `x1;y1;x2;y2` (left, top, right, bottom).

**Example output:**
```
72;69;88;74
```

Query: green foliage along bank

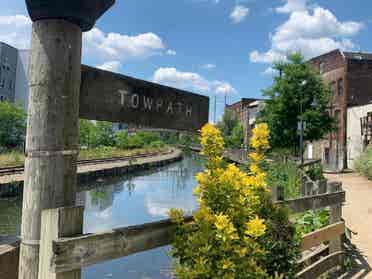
355;147;372;179
217;109;244;148
0;101;26;152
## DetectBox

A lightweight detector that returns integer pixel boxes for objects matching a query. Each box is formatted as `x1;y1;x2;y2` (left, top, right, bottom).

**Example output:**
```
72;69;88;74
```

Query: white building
347;104;372;168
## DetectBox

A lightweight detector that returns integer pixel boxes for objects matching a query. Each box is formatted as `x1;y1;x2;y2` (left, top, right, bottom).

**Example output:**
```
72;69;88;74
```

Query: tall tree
259;53;335;151
0;101;26;150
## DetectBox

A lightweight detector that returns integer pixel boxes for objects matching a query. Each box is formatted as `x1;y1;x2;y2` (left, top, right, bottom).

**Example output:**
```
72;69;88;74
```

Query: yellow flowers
250;123;270;151
245;216;267;238
200;123;224;163
169;208;185;224
168;122;295;278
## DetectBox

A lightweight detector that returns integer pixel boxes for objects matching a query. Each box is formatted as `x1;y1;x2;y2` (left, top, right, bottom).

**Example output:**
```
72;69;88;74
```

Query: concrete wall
347;104;372;169
15;49;29;110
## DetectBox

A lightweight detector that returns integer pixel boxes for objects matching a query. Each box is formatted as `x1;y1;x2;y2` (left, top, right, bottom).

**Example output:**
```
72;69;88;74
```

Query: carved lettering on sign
116;90;193;117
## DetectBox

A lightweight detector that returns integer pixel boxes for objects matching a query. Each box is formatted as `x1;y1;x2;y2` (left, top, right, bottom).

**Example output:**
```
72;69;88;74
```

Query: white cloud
97;61;122;72
0;15;31;49
276;0;308;14
250;6;363;64
166;49;177;56
262;67;278;76
230;5;249;24
202;63;216;70
83;27;167;61
153;67;237;95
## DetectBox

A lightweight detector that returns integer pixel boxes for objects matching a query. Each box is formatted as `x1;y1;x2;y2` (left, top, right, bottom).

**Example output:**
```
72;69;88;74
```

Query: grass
0;145;171;168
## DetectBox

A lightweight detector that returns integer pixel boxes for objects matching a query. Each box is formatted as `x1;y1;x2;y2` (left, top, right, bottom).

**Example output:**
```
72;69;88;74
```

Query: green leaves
259;53;335;151
0;102;26;151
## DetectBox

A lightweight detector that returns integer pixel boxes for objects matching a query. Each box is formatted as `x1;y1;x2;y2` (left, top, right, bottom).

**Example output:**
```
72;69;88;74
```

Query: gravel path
325;172;372;278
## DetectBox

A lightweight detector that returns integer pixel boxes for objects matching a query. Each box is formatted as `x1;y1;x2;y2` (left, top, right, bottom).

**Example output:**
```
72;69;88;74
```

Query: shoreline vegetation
0;145;171;169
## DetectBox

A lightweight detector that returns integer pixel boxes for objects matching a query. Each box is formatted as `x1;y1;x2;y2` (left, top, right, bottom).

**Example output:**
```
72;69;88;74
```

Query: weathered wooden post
19;1;114;279
328;181;343;254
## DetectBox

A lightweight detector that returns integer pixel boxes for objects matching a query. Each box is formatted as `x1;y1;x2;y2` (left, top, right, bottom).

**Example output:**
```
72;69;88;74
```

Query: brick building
225;98;265;147
309;49;372;170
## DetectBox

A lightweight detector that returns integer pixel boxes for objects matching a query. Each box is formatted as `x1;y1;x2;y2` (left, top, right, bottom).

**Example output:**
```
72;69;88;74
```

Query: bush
169;123;300;278
149;140;165;149
115;131;130;149
265;160;301;200
305;163;325;181
0;102;26;151
355;148;372;179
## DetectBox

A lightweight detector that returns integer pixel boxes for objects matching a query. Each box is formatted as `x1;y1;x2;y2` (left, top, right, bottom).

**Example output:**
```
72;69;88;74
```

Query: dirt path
325;172;372;278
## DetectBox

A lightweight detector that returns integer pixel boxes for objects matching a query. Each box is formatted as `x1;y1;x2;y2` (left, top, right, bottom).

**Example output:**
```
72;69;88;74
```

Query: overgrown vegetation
169;123;300;278
265;160;301;200
217;109;244;148
0;101;26;152
355;147;372;179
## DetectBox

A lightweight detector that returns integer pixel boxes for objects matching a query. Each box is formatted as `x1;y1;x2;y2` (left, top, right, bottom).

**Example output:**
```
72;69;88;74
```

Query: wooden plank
79;66;209;131
52;216;194;273
296;251;345;279
277;191;345;213
38;207;84;279
300;222;345;252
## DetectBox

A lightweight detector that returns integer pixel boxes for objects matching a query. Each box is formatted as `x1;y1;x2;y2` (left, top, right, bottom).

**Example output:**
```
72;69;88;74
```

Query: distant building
225;98;265;147
0;42;18;103
0;42;29;110
309;49;372;170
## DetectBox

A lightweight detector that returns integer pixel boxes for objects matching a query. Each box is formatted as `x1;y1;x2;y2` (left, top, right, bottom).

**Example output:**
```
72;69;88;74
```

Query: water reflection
0;153;204;278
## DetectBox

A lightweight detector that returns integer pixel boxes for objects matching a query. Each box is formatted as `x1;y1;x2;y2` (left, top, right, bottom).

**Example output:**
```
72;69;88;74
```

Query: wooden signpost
20;1;209;279
80;66;209;131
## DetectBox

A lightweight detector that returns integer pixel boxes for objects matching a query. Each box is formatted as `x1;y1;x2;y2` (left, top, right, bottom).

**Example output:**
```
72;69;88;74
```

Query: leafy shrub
295;209;329;236
265;160;301;200
0;101;26;151
355;148;372;179
115;131;130;149
149;140;165;149
305;164;325;181
169;123;300;278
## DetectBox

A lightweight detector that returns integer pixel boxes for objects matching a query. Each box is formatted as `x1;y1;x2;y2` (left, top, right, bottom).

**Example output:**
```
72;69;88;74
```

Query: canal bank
0;148;183;198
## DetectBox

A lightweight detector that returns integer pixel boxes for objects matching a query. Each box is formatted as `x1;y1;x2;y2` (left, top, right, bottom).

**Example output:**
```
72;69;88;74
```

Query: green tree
0;102;26;151
217;109;244;148
79;120;115;148
259;53;335;151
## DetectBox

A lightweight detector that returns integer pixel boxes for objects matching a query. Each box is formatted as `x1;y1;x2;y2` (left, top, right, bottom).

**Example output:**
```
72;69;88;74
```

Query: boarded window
337;78;343;95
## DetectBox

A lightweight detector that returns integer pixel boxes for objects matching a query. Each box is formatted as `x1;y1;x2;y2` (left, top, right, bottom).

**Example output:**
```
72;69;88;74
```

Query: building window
330;81;336;95
337;78;343;95
320;61;325;74
334;110;341;130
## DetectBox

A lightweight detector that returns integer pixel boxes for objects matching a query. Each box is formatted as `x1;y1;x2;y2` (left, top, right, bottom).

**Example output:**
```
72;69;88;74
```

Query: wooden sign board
79;66;209;131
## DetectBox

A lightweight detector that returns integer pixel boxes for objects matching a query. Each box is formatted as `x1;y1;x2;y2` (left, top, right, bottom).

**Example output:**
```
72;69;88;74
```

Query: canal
0;153;203;279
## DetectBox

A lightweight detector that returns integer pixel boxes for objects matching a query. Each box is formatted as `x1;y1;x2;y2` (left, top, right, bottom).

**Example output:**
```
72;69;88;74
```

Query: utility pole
214;95;217;123
19;1;114;279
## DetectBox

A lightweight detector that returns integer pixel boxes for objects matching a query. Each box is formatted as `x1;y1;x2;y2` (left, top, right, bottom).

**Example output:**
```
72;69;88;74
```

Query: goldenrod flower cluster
169;123;298;278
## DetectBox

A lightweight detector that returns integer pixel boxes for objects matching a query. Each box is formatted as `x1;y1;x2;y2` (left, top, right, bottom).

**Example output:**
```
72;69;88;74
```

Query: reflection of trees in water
0;197;22;235
80;154;204;205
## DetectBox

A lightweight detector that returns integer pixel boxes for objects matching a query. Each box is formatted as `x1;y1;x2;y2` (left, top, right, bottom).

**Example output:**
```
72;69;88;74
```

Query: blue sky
0;0;370;120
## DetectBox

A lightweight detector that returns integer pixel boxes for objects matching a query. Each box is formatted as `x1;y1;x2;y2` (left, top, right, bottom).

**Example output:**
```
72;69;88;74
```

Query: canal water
0;153;203;279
